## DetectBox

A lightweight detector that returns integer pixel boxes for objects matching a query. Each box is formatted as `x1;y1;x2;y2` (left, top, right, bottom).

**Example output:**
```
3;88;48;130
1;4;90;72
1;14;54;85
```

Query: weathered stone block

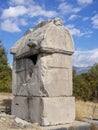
41;24;74;54
12;57;41;96
29;97;75;126
12;53;73;97
12;96;75;126
40;53;72;68
11;19;74;58
11;96;29;121
40;68;72;96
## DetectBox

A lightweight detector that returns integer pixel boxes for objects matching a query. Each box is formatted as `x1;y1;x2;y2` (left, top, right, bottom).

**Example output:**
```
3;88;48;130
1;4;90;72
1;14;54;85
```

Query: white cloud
9;0;33;5
28;5;57;18
1;19;21;32
68;15;78;21
65;24;75;28
10;0;25;5
1;6;27;19
66;24;93;37
78;0;93;5
1;2;57;19
82;17;89;21
0;18;27;32
91;14;98;29
58;2;81;14
42;10;57;18
19;19;27;26
70;28;81;36
66;24;81;36
73;49;98;67
15;18;27;26
1;1;58;33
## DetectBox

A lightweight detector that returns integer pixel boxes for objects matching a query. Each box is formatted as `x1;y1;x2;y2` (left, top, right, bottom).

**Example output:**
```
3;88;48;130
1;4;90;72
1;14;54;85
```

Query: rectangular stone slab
12;68;72;97
11;96;29;121
29;97;75;126
40;53;72;68
40;68;72;96
12;53;73;97
39;53;73;96
41;121;91;130
12;96;75;126
35;97;75;126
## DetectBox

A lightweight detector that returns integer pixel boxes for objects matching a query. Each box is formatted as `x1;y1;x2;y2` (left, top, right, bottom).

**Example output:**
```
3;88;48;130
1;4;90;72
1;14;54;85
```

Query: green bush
73;63;98;101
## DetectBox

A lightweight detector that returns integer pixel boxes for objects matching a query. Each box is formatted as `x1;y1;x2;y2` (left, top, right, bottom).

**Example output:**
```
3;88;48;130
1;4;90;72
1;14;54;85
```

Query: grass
76;100;98;121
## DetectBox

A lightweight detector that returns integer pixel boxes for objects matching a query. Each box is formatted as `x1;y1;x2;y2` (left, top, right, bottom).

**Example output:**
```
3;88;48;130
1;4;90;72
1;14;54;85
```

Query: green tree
73;73;92;101
0;43;12;92
88;63;98;100
73;64;98;101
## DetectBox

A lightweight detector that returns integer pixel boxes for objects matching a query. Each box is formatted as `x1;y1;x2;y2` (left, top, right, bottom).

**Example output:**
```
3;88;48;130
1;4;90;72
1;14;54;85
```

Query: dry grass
76;100;98;121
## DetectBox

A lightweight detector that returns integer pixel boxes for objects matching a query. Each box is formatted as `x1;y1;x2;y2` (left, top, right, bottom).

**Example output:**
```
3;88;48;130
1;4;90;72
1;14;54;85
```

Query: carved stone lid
11;18;74;59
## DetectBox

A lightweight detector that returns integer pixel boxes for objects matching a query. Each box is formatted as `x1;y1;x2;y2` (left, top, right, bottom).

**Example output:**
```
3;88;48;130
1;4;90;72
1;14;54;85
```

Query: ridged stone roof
11;18;74;59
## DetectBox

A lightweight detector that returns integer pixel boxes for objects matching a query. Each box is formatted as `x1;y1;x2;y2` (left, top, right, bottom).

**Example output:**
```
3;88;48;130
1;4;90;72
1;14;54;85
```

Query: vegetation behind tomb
73;63;98;102
0;43;12;92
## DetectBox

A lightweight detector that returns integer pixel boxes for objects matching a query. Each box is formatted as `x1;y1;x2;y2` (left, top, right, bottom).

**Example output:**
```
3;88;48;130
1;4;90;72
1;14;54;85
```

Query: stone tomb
11;19;75;126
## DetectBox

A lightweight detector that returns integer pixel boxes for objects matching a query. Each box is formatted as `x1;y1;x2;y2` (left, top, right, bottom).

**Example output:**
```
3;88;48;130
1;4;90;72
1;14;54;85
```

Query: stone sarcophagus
11;18;75;126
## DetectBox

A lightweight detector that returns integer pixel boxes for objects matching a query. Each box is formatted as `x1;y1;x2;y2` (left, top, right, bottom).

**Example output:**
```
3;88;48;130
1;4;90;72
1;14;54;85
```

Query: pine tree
0;43;12;92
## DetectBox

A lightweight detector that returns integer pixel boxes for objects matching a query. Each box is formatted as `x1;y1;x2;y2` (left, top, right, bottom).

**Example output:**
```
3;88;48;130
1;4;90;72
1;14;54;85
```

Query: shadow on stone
1;99;12;114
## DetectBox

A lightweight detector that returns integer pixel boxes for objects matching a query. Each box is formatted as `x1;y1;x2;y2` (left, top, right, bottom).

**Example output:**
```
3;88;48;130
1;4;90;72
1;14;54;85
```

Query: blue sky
0;0;98;67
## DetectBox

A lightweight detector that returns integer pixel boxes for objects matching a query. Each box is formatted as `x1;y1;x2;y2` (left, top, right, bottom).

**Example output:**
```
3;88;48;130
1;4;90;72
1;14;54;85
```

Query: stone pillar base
12;96;75;126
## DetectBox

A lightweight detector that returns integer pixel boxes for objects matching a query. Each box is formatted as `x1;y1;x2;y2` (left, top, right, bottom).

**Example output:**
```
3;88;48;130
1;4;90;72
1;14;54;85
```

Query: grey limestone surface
10;19;74;58
11;18;75;126
12;53;73;97
41;121;91;130
12;96;75;126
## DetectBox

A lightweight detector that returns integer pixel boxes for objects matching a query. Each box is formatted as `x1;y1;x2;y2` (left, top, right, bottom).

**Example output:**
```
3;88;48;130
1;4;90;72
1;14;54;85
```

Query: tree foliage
0;44;12;92
73;63;98;101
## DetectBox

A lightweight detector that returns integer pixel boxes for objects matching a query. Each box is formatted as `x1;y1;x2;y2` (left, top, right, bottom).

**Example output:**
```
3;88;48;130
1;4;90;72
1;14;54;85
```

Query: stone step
41;121;91;130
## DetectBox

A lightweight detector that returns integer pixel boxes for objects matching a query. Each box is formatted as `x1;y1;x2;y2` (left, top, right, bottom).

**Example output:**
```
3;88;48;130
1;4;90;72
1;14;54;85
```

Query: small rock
0;113;7;117
13;117;31;128
1;117;6;121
